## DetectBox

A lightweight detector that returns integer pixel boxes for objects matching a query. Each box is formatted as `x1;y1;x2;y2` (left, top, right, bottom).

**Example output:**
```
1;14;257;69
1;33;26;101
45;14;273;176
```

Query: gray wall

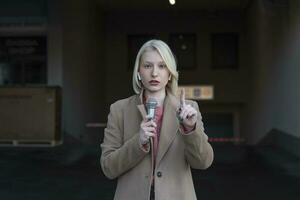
61;0;106;139
48;0;63;86
272;0;300;141
244;0;289;144
245;0;300;156
273;0;300;139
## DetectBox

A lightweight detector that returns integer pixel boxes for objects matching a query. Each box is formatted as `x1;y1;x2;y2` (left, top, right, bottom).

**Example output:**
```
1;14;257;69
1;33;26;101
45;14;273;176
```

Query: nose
151;66;158;77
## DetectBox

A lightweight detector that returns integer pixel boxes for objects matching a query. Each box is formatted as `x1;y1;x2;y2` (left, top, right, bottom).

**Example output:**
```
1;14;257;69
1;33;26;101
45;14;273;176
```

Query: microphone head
145;98;157;120
146;97;158;109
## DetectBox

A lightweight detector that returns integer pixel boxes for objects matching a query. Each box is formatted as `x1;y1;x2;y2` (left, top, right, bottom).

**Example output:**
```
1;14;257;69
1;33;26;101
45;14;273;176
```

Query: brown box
0;86;61;145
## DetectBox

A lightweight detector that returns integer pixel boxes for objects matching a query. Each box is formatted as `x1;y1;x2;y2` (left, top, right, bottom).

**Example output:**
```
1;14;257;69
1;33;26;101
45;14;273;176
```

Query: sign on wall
178;85;214;100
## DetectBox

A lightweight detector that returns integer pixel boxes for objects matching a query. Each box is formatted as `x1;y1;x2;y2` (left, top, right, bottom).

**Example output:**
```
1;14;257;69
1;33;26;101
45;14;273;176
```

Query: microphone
145;98;157;120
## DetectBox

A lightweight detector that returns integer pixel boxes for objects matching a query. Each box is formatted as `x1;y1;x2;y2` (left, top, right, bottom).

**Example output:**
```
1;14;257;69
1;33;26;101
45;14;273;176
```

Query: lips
149;80;160;85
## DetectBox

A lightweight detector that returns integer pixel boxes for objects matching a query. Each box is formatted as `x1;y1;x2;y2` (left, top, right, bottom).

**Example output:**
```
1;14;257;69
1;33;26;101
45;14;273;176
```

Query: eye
144;64;152;69
159;64;166;69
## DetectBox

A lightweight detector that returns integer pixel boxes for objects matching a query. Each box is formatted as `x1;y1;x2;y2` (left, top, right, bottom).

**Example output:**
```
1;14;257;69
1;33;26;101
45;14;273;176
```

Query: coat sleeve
100;102;150;179
180;101;214;169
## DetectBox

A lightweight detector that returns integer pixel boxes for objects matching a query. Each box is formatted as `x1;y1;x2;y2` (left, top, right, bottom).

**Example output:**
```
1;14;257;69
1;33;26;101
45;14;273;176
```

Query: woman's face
139;49;170;94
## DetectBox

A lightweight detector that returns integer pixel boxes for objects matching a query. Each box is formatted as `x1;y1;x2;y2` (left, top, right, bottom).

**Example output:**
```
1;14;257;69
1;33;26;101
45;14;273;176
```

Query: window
169;33;196;70
211;33;239;69
0;36;47;85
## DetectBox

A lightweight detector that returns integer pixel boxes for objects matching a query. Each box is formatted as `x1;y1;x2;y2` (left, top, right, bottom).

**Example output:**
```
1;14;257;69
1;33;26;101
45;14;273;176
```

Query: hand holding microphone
139;119;157;145
177;89;197;130
139;98;158;145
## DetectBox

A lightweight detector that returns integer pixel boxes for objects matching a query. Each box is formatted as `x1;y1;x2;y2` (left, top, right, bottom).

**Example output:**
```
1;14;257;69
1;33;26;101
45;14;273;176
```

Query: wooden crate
0;86;62;146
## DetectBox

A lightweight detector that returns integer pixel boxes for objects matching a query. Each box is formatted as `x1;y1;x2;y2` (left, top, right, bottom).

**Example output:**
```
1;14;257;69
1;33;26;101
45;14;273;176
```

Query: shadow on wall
251;129;300;179
258;128;300;159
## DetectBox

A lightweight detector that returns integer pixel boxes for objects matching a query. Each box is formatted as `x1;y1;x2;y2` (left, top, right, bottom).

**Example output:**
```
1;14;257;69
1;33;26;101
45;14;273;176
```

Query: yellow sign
177;85;214;100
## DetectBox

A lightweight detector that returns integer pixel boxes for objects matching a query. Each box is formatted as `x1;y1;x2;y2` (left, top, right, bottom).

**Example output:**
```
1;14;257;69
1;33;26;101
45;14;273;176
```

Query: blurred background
0;0;299;199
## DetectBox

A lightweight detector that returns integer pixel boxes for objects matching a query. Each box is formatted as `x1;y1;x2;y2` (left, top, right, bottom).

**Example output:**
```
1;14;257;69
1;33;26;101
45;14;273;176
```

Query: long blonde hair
132;39;179;95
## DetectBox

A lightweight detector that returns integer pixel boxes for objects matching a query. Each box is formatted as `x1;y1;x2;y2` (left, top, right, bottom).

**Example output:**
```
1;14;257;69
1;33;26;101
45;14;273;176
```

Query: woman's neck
144;90;166;106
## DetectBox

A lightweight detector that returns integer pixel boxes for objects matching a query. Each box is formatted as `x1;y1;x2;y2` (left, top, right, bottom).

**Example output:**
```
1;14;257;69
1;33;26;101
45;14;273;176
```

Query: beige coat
100;91;214;200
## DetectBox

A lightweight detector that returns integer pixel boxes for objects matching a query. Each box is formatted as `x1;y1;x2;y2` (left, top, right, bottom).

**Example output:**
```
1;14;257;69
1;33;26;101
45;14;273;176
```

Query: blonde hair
132;39;179;95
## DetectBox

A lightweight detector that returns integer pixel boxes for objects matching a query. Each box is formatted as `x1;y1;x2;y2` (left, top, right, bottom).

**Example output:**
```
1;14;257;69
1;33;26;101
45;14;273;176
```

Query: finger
180;88;186;107
182;106;197;120
144;120;157;127
180;104;191;119
185;106;196;117
150;120;157;127
181;108;190;120
187;109;197;119
145;132;155;137
144;127;156;133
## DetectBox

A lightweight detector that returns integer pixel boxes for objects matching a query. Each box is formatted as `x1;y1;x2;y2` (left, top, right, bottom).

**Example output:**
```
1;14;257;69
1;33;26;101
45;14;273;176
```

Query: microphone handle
147;108;155;120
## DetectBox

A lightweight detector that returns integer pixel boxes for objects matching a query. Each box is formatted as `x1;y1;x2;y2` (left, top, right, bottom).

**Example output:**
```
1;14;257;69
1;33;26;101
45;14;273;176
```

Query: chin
144;84;167;93
146;87;164;93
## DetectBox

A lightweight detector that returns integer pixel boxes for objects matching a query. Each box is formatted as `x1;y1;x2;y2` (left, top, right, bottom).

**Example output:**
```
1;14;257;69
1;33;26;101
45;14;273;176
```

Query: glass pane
25;61;46;84
0;63;10;85
0;36;47;85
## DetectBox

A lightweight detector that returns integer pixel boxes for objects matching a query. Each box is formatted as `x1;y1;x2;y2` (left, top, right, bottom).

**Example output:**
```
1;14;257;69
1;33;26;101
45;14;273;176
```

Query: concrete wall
61;0;106;139
47;0;63;86
0;0;47;17
272;0;300;140
244;0;283;144
245;0;300;155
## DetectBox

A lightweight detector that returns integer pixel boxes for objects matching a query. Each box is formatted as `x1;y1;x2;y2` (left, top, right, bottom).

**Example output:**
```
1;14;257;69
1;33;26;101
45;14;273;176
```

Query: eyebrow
143;61;166;64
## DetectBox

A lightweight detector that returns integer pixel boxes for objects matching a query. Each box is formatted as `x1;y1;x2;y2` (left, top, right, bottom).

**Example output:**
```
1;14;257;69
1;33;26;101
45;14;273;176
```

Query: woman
101;39;213;200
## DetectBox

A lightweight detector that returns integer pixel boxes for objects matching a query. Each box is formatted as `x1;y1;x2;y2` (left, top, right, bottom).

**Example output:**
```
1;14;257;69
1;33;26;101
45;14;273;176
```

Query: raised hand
178;89;197;130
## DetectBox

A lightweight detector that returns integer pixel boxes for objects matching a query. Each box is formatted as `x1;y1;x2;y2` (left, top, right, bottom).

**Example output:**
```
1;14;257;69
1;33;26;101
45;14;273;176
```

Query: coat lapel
123;95;143;141
135;90;181;168
136;91;147;120
155;92;180;167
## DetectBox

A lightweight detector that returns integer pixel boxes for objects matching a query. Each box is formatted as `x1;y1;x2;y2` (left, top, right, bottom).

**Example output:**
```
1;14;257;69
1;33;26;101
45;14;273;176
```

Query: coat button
157;171;162;178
